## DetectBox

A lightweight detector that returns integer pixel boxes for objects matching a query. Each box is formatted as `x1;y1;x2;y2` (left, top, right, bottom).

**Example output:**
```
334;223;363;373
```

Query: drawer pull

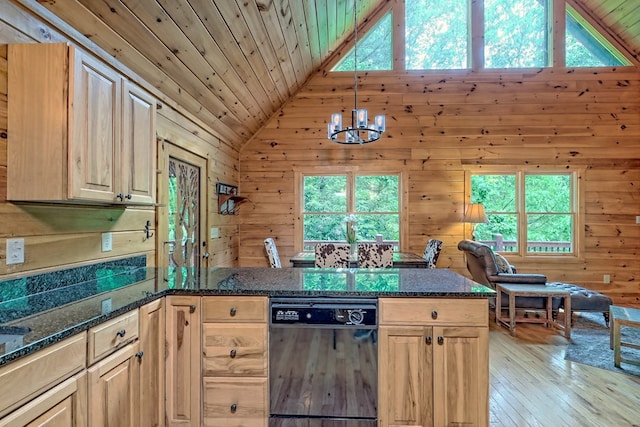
116;329;126;338
189;304;196;313
426;336;432;345
230;307;237;316
135;351;144;359
431;310;438;319
437;336;444;345
230;348;237;358
230;403;237;413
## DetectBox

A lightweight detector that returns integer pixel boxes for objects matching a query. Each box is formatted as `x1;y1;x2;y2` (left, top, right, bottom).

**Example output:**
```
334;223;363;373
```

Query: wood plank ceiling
27;0;640;152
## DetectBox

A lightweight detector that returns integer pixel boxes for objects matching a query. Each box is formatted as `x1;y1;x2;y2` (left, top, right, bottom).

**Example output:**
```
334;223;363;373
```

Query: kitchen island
0;266;494;426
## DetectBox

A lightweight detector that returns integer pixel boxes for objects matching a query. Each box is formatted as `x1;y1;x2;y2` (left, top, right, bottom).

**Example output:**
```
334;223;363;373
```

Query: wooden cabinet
165;296;201;427
202;296;268;427
87;309;139;365
378;298;489;427
139;299;165;427
87;342;141;427
7;43;156;205
0;334;86;418
0;372;87;427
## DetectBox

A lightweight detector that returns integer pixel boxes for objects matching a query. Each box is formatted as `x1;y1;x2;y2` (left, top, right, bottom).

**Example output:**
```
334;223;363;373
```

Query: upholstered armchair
315;243;351;268
457;239;556;310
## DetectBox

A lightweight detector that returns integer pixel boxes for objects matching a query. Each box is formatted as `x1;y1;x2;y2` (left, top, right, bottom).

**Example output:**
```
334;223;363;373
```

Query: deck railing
480;234;572;253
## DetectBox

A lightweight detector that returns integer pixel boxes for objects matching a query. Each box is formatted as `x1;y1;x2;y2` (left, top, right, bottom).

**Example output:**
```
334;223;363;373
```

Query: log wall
0;1;241;278
241;68;640;304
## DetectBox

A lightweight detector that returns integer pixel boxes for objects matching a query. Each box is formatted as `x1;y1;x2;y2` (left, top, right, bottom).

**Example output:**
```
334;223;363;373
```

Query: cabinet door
87;342;140;427
122;81;157;205
165;296;201;427
432;326;489;427
378;326;432;427
69;48;122;202
0;372;87;427
139;299;165;427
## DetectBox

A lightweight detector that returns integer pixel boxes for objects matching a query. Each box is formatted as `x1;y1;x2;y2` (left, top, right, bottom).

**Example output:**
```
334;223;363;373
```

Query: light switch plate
210;227;220;239
6;238;25;265
101;233;113;252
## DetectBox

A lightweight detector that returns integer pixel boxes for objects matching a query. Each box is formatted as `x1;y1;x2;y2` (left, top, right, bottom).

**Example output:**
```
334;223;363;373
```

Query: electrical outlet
603;274;611;284
636;215;640;224
101;298;112;315
101;233;113;252
6;238;25;265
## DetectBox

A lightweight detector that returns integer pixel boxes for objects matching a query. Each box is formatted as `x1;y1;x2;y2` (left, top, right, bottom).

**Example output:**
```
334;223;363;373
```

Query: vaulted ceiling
29;0;640;152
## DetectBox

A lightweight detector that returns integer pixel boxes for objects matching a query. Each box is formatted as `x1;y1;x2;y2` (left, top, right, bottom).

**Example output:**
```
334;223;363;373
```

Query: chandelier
327;0;385;145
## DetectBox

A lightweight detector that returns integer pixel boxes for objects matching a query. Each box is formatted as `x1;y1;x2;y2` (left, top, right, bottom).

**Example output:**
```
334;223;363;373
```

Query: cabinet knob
425;336;432;345
116;329;126;338
189;304;196;313
437;336;444;345
230;348;237;358
431;310;438;319
230;307;237;316
135;351;144;359
230;403;237;413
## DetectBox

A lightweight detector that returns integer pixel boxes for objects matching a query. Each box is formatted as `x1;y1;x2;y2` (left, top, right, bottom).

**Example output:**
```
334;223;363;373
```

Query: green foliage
336;0;628;71
333;12;393;71
472;173;574;251
303;174;399;245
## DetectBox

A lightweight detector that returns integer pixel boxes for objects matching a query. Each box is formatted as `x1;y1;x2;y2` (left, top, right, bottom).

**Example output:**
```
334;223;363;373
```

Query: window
333;11;393;71
470;171;577;255
332;0;632;72
565;4;631;67
484;0;549;68
301;173;400;250
405;0;468;70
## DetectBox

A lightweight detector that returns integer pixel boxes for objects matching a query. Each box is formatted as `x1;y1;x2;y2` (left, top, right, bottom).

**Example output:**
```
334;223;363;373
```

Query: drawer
203;324;267;376
202;296;267;323
379;298;488;326
87;310;139;365
0;333;86;418
202;377;267;427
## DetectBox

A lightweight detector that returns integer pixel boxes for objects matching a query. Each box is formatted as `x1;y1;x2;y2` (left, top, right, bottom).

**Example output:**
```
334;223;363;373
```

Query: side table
495;283;571;338
609;305;640;368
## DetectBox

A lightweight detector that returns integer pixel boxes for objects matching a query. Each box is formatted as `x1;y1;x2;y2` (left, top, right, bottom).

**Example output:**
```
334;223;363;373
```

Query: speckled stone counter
0;266;494;365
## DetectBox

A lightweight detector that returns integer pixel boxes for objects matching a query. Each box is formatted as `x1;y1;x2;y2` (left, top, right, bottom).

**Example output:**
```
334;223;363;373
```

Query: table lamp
465;203;488;240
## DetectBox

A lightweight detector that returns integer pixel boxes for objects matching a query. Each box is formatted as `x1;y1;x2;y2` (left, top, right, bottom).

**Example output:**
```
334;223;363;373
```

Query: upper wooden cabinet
7;43;157;205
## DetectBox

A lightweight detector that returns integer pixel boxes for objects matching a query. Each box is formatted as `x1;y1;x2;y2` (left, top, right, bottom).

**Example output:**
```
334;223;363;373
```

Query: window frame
465;166;584;260
325;0;636;73
294;168;406;253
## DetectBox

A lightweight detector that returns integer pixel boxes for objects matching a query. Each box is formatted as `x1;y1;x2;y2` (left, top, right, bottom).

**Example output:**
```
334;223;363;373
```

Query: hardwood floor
489;317;640;427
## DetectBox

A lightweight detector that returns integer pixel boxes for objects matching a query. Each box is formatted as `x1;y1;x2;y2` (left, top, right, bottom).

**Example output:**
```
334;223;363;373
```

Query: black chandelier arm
328;127;383;145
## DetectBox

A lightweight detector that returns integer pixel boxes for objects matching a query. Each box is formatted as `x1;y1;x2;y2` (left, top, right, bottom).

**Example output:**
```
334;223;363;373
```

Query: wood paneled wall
0;2;241;278
240;68;640;304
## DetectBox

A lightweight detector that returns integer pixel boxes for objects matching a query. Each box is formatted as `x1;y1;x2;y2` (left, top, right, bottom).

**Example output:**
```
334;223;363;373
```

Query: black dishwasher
269;297;378;427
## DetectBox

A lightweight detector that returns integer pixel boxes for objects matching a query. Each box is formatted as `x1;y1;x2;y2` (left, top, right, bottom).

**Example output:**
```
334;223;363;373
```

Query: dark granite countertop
0;266;494;366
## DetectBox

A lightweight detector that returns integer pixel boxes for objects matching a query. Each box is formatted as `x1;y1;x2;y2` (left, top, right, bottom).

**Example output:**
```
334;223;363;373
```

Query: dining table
289;251;428;268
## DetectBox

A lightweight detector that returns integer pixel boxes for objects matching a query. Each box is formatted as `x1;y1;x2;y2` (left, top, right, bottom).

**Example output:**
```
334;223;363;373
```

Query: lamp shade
465;203;488;224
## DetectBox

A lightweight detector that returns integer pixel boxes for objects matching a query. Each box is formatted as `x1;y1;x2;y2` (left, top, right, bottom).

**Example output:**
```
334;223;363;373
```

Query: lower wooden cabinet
0;371;87;427
139;299;166;427
202;296;268;427
202;377;268;427
87;342;141;427
165;296;201;427
378;298;489;427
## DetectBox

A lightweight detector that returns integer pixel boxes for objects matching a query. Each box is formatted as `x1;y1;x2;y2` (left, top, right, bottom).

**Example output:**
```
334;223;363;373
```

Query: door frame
156;138;208;269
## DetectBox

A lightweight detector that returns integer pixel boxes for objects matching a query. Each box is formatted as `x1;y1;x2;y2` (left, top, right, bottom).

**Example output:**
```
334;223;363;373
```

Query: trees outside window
334;0;630;72
302;173;400;251
471;171;577;255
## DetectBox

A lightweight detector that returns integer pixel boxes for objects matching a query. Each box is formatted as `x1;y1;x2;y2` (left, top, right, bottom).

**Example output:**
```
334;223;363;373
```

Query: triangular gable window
332;11;393;71
565;4;631;67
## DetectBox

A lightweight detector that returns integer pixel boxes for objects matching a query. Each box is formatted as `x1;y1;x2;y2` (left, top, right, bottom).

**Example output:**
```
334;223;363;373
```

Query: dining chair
358;243;394;268
314;243;351;268
422;239;443;268
264;237;282;268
